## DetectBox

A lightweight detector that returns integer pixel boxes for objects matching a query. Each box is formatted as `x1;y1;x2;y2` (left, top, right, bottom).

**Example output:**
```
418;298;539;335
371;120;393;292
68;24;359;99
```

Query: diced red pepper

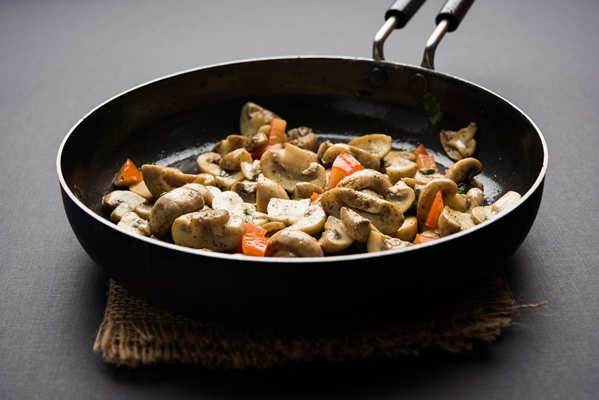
425;191;444;229
414;233;437;244
250;117;287;160
113;158;143;187
327;153;364;189
416;153;438;174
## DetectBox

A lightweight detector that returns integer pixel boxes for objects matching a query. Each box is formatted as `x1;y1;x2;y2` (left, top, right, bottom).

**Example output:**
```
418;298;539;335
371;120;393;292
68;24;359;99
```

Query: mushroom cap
212;134;249;156
171;209;245;252
286;126;319;153
386;180;416;214
196;152;223;176
239;102;279;138
103;190;149;222
260;144;326;192
255;175;289;213
317;215;355;254
444;157;483;183
320;187;404;235
438;206;476;237
266;198;326;236
218;148;253;171
141;164;207;199
382;151;418;185
347;133;392;160
440;122;478;161
366;230;413;253
320;143;381;170
416;178;459;231
335;169;392;196
118;211;152;236
149;184;206;239
340;206;372;243
265;228;324;257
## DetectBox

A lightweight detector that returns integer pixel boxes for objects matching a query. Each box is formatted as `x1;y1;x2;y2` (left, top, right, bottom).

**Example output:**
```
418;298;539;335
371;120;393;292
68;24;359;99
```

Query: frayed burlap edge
93;272;546;370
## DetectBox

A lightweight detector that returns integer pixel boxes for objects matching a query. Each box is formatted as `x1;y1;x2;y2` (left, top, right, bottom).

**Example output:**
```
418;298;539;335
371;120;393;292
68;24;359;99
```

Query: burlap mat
93;272;546;370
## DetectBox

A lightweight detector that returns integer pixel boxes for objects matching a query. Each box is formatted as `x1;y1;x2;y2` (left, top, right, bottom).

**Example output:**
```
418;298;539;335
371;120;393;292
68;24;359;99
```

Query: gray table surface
1;0;598;399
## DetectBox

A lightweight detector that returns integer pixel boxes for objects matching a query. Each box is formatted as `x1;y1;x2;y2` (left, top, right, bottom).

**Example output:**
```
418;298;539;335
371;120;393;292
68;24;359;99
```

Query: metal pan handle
373;0;426;61
373;0;474;69
422;0;475;69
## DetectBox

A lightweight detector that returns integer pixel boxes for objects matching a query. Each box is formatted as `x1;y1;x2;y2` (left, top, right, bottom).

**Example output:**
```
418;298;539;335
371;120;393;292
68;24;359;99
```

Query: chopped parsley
73;185;83;199
243;209;254;222
422;92;443;126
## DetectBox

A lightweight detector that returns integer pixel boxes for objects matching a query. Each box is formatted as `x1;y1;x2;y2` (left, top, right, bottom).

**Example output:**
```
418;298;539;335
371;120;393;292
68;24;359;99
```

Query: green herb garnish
422;92;443;126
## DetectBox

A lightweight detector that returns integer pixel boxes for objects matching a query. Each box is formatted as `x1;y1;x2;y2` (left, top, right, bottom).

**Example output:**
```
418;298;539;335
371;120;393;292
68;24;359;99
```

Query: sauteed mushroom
149;183;206;239
440;122;478;161
239;102;279;138
318;215;354;253
171;209;245;251
103;190;151;222
320;187;404;235
260;144;326;192
101;102;524;258
347;133;392;160
266;198;326;236
265;229;324;258
141;164;212;199
118;211;152;237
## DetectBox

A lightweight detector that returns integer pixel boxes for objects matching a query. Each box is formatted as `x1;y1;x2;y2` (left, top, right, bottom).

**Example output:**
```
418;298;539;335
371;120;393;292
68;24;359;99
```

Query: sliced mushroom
118;211;152;236
142;164;209;199
320;143;381;170
171;209;245;252
444;157;483;183
212;190;262;223
286;126;319;153
440;122;478;161
265;228;324;257
212;135;249;156
266;198;326;236
385;180;416;214
320;187;404;235
245;131;269;152
231;180;257;203
240;160;261;181
149;183;206;239
103;190;150;223
416;178;468;231
196;152;223;176
255;175;289;213
293;182;324;200
366;230;413;253
340;206;372;243
396;215;418;242
335;169;392;196
382;151;418;184
218;148;253;171
128;180;154;201
317;215;355;254
492;190;522;213
347;133;392;160
214;170;245;191
239;102;279;138
437;206;476;237
260;144;326;192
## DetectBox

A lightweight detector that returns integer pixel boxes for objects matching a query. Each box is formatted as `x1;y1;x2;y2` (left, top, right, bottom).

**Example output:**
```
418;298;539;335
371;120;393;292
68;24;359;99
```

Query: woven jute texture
93;272;546;370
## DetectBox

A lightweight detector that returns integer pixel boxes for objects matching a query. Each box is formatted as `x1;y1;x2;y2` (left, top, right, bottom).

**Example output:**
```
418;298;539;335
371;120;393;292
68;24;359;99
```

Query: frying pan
57;0;548;331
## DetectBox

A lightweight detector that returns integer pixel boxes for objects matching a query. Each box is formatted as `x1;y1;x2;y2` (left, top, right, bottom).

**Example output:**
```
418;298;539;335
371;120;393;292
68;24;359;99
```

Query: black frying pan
57;0;547;331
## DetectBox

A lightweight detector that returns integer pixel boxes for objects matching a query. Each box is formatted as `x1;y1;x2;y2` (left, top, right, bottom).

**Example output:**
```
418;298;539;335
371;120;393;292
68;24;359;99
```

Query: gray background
1;0;597;399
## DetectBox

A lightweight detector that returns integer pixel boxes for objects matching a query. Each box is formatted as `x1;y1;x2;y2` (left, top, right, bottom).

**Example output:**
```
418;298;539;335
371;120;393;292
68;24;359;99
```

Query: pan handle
421;0;475;70
373;0;426;61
